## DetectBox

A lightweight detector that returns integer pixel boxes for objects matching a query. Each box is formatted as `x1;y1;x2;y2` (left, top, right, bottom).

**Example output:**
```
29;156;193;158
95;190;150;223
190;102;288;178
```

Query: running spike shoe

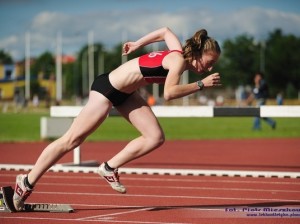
13;174;33;211
98;163;126;194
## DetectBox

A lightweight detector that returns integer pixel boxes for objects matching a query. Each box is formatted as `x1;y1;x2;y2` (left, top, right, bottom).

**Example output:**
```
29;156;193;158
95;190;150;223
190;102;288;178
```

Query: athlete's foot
13;174;33;211
98;162;126;194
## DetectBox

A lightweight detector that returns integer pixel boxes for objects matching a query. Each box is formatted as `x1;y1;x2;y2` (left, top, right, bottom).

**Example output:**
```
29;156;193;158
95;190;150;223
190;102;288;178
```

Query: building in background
0;55;75;101
0;62;25;100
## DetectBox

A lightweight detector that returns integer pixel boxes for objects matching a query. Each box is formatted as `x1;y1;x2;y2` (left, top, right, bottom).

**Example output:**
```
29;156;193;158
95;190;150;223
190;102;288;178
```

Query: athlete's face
192;51;219;74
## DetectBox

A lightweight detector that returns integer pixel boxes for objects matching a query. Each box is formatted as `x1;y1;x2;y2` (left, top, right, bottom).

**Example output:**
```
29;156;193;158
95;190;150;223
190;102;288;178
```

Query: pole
99;52;104;74
56;32;62;103
182;30;189;105
25;32;30;101
81;50;87;97
260;41;265;73
122;30;127;64
88;31;94;89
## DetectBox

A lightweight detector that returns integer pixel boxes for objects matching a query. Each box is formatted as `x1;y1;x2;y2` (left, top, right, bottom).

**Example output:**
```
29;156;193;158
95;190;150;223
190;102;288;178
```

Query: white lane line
35;191;300;202
77;207;152;220
1;164;299;178
1;181;299;193
2;173;300;185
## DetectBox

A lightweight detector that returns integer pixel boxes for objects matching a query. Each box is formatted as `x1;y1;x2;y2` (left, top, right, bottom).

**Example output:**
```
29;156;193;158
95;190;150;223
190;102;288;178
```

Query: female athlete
13;27;221;211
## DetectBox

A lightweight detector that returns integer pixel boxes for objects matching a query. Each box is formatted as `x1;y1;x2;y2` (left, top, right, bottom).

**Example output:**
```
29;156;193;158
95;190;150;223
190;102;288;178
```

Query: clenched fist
201;73;221;88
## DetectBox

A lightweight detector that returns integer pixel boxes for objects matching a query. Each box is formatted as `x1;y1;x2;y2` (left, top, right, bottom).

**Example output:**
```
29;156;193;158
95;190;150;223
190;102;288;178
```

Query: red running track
0;139;300;223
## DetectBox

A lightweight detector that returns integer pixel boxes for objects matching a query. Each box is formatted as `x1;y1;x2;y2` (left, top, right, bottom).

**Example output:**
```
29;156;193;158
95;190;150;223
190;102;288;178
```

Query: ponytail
183;29;220;63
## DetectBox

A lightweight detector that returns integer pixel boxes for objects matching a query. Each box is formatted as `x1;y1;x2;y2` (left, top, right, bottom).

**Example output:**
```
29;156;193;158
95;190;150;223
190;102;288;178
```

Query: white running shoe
13;174;33;211
98;163;126;194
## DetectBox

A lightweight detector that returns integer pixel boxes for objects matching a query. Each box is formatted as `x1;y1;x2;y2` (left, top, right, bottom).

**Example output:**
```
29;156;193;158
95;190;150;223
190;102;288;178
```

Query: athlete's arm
163;54;200;101
164;75;201;101
122;27;182;55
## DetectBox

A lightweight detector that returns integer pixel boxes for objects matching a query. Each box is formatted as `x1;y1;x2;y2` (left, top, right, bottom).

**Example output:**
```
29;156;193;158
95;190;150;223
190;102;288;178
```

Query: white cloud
0;35;21;59
0;35;19;47
1;6;300;60
210;7;300;40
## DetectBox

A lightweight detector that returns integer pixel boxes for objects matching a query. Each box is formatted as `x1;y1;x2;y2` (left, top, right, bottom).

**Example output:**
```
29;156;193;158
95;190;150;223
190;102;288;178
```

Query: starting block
0;186;74;213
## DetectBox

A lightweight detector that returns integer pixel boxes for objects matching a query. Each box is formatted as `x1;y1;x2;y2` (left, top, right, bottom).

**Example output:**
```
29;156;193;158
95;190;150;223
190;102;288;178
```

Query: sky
1;0;300;60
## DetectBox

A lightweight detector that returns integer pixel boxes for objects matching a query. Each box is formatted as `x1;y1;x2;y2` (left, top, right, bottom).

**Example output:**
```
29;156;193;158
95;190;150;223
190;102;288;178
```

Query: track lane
1;171;300;224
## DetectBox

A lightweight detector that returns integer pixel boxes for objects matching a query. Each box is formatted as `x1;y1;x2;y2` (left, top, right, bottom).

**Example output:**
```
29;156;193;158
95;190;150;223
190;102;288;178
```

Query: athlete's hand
201;73;221;88
122;42;140;55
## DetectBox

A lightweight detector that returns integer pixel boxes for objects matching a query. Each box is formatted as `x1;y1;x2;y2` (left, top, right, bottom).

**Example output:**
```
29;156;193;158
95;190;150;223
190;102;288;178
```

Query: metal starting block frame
0;186;74;213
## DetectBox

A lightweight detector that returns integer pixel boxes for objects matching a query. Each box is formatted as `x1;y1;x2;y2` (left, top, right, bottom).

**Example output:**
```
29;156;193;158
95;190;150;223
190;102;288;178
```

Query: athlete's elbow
163;26;171;32
163;92;175;101
160;27;172;37
164;95;171;101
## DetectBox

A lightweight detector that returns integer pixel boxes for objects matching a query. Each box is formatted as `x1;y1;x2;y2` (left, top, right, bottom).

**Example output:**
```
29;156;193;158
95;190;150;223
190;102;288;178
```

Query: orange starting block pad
0;186;74;213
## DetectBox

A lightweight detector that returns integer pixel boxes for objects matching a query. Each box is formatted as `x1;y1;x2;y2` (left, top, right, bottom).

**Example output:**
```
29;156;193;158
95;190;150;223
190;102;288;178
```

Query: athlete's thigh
65;91;112;139
115;92;163;136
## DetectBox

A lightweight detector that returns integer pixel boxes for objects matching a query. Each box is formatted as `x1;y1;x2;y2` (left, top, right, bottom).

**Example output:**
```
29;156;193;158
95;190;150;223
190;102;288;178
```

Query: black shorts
91;73;133;106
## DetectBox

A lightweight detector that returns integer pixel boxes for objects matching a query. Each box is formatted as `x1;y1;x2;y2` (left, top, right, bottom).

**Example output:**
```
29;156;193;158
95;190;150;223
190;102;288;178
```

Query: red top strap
169;50;183;54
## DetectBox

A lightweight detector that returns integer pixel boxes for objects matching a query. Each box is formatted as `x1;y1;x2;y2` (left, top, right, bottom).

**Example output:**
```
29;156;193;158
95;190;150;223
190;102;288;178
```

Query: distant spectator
138;87;156;106
198;95;208;105
32;94;39;107
14;89;23;112
276;92;283;105
147;94;156;106
235;85;247;106
215;95;224;106
247;72;276;130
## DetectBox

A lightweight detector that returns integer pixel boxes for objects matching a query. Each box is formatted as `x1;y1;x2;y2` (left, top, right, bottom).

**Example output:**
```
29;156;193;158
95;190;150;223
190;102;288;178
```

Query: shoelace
113;169;120;181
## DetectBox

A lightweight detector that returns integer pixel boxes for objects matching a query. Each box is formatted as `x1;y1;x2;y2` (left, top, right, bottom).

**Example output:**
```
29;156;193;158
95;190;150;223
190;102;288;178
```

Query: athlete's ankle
24;176;34;190
104;162;115;171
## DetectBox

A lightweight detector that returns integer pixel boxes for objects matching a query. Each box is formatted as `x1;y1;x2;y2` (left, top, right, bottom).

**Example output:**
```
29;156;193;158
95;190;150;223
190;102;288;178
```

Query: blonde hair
183;29;221;63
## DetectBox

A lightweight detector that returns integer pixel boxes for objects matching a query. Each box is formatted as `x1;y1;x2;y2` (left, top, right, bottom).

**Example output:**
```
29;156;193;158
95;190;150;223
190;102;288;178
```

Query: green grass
0;112;300;142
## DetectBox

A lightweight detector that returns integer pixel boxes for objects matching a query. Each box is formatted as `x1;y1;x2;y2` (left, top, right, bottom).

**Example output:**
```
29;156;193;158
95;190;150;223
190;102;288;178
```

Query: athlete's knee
157;132;165;146
60;134;85;152
148;131;165;148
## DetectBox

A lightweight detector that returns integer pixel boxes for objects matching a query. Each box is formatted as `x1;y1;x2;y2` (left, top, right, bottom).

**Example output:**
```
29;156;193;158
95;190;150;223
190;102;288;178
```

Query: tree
63;62;76;98
76;43;105;97
217;29;300;98
0;49;13;64
265;29;300;97
218;35;259;88
31;51;55;79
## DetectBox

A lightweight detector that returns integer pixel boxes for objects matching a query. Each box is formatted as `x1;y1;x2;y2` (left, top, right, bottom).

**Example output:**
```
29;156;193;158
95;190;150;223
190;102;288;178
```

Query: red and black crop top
138;50;182;84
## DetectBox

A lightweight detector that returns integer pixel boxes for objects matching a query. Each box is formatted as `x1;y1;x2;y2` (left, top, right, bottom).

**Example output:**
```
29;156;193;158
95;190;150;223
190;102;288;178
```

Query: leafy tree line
214;29;300;98
1;28;299;99
0;50;13;64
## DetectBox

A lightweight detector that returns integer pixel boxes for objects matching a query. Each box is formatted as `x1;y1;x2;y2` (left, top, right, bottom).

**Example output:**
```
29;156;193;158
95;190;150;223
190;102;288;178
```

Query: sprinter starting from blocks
0;186;74;213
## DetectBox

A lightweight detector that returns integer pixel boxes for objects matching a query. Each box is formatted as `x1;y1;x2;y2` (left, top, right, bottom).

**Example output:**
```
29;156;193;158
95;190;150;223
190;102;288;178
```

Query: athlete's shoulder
163;50;185;70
